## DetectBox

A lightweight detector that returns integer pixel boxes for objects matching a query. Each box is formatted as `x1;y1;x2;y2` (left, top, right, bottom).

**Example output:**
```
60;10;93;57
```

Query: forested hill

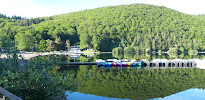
0;4;205;52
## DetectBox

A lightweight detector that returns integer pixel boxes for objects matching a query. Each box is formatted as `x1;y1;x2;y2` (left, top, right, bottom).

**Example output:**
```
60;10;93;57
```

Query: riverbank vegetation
0;36;76;99
0;4;205;52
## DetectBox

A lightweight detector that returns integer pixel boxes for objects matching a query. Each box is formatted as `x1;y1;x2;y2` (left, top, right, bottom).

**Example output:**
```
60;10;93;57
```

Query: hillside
0;4;205;52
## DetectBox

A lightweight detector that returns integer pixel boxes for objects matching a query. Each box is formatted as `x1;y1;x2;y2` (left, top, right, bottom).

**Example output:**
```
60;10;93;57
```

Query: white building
70;46;81;52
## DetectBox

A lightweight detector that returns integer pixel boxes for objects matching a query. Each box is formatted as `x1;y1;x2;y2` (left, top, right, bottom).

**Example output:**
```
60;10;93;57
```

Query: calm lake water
53;53;205;100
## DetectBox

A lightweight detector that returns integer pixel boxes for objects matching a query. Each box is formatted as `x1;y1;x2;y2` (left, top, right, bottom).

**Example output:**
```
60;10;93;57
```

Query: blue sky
0;0;205;18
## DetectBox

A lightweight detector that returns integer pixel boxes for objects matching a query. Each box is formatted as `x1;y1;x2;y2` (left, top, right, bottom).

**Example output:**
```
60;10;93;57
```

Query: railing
0;87;22;100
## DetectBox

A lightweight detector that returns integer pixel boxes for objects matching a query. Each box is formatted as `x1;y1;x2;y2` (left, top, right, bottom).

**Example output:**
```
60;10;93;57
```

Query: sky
0;0;205;18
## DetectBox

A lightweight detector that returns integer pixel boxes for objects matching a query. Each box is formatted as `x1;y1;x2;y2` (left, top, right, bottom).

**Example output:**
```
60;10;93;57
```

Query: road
0;52;83;60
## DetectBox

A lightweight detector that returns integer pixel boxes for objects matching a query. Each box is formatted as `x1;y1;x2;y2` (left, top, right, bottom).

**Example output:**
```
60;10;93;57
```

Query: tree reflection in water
75;65;205;99
52;54;205;99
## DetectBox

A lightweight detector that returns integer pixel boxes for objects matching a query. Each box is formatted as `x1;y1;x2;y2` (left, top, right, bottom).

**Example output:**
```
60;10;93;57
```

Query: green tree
124;46;135;54
15;33;34;51
46;40;56;51
179;47;184;52
66;39;71;50
0;36;15;47
80;30;90;49
55;36;65;51
38;40;47;51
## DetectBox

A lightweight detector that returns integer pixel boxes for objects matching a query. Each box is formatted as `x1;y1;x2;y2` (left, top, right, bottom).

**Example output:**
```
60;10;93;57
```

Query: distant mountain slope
0;4;205;51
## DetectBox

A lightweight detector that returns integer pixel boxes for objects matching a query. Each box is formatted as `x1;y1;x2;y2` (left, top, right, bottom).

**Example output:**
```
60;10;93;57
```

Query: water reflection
75;66;205;100
66;92;129;100
66;88;205;100
53;64;205;99
152;88;205;100
47;53;205;100
111;53;205;61
71;53;205;62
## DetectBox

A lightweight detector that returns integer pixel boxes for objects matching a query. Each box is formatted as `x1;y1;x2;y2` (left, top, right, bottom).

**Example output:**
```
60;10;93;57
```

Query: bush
188;49;198;55
158;50;162;55
124;46;135;54
167;48;177;53
167;48;177;58
133;46;140;53
178;47;184;52
0;36;76;99
112;47;124;54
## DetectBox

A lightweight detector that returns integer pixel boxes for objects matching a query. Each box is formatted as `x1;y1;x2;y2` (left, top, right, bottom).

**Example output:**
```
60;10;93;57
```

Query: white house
70;46;81;52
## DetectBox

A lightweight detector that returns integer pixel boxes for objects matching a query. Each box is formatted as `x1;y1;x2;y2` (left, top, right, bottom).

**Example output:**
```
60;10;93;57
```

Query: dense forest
0;4;205;52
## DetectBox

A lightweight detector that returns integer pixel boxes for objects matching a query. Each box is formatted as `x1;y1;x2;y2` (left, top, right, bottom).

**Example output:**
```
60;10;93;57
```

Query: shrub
112;47;124;54
124;46;135;54
188;49;198;55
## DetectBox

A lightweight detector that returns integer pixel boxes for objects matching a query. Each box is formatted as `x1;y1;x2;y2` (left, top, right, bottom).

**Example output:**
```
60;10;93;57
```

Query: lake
52;53;205;100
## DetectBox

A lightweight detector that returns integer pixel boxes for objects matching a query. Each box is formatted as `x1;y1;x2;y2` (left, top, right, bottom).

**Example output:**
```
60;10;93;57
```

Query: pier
56;59;204;69
141;59;197;68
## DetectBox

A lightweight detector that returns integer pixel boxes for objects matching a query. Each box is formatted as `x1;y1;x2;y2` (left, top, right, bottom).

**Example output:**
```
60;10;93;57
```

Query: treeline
0;13;48;27
0;13;23;20
76;66;205;99
0;4;205;52
112;52;205;60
